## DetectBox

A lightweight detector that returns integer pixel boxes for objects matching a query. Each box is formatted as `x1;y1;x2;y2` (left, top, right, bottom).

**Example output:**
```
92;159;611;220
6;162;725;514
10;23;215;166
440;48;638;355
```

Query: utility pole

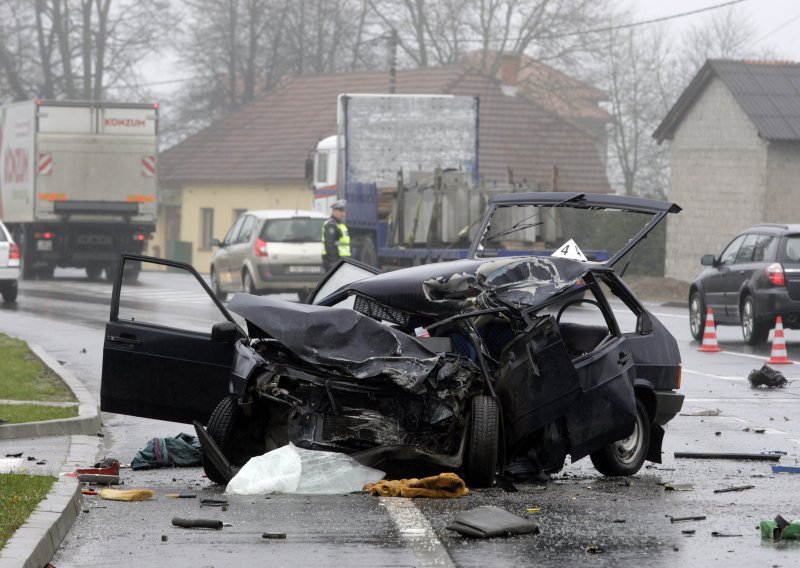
388;28;398;94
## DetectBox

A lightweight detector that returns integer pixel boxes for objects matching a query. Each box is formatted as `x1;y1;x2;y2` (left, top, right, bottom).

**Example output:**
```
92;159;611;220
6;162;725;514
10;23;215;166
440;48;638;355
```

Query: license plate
288;265;322;273
37;240;53;252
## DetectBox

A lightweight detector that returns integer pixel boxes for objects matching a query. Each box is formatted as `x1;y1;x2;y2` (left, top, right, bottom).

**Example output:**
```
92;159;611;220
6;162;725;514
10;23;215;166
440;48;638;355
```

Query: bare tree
0;0;173;103
367;0;608;71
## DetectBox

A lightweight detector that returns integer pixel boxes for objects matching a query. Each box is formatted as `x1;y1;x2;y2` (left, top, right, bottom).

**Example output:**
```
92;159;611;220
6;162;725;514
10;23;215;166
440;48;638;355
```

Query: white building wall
765;142;800;222
664;77;768;283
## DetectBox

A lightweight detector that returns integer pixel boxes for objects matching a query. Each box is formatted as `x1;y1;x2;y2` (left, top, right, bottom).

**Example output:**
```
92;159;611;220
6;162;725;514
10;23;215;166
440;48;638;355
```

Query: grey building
654;59;800;282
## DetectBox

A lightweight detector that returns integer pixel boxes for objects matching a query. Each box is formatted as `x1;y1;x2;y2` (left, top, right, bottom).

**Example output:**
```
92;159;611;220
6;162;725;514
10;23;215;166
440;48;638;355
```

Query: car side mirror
701;254;716;266
211;238;223;247
211;321;238;343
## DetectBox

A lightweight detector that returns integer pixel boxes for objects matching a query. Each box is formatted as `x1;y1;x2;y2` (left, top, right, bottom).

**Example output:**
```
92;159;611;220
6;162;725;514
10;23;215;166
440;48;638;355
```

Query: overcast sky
637;0;800;60
140;0;800;98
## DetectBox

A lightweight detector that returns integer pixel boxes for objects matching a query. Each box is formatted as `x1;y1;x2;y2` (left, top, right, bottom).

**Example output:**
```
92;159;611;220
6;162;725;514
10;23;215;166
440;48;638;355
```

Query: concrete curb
0;435;101;568
0;338;104;567
0;342;102;440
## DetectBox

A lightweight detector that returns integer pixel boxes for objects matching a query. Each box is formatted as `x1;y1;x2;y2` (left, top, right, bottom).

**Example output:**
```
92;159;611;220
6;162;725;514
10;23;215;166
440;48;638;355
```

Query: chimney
500;53;520;86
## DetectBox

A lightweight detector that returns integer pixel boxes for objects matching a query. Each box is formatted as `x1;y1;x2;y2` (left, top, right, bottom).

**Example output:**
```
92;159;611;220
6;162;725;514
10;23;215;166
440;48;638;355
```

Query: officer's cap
332;199;347;210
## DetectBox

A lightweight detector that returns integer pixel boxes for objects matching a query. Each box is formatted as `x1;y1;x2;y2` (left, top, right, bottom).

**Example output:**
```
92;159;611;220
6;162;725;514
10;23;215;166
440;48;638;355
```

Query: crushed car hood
228;294;439;391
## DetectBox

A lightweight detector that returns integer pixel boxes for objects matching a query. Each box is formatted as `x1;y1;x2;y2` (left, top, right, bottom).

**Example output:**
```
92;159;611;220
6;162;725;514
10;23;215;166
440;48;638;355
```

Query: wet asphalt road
1;268;799;567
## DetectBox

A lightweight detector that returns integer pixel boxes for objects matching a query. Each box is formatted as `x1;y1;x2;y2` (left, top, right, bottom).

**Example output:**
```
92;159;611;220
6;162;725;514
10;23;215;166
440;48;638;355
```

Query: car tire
590;397;650;476
465;395;499;487
211;268;227;302
38;264;54;280
689;291;706;341
243;270;258;295
742;295;768;345
204;395;249;485
86;264;103;280
1;281;18;304
359;237;377;268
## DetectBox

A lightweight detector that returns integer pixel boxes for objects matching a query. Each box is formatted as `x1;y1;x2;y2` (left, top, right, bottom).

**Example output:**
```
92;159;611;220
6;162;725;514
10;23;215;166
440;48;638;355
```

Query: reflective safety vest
322;219;351;257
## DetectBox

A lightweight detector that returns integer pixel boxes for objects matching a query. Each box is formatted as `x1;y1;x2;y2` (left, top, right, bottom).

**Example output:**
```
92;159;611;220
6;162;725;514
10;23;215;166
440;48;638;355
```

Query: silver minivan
210;210;327;302
0;220;20;303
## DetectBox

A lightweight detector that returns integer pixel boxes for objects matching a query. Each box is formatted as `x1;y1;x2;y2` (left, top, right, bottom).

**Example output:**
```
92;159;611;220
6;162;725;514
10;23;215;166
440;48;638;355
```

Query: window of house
200;208;214;250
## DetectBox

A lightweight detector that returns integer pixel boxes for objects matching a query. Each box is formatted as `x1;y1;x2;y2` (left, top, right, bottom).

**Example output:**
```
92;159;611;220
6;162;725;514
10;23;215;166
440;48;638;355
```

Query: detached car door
101;254;243;424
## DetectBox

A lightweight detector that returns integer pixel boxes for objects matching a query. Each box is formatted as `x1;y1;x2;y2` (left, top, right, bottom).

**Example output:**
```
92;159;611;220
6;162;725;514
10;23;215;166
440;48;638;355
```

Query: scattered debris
132;433;202;470
161;535;168;542
5;452;22;458
772;465;800;474
713;485;754;493
667;515;706;523
364;473;469;498
526;508;541;513
61;459;121;485
761;515;800;541
98;488;155;502
82;489;98;496
662;483;694;492
753;429;766;434
166;493;197;498
172;518;223;530
585;544;604;554
680;409;721;417
714;431;721;436
226;443;384;495
681;530;695;535
673;452;781;462
613;519;626;523
446;506;539;538
262;532;287;539
711;532;742;537
200;498;228;507
748;365;788;388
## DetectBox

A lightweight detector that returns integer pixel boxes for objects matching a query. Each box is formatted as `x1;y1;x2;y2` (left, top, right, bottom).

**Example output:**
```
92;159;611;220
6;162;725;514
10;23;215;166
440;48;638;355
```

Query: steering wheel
556;298;601;324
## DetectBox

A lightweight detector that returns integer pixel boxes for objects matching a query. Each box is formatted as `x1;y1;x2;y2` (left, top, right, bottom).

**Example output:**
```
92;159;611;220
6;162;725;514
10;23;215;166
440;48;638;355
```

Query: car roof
242;209;327;220
747;223;800;235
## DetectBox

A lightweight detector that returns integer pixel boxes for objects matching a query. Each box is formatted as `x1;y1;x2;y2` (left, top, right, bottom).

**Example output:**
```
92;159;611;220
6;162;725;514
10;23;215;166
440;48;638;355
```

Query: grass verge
0;333;76;403
0;403;78;424
0;474;56;549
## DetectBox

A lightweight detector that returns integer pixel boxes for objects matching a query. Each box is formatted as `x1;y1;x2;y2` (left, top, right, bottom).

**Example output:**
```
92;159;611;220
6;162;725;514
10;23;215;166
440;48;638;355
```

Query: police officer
322;199;350;272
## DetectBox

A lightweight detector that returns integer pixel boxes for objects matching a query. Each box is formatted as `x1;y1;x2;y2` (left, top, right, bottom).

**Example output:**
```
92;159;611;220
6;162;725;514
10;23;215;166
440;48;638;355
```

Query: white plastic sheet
225;443;384;495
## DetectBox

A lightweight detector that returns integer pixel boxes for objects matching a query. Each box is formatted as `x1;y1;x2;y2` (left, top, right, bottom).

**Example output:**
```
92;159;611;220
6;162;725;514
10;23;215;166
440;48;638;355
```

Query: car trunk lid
470;192;681;272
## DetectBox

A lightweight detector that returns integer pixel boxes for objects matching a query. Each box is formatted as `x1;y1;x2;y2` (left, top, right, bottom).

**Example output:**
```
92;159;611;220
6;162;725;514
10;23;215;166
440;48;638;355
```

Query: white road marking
682;369;747;382
380;498;455;568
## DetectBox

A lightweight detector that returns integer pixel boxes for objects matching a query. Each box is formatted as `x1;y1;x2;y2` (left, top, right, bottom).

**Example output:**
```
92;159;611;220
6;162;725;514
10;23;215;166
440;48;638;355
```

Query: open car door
101;255;244;424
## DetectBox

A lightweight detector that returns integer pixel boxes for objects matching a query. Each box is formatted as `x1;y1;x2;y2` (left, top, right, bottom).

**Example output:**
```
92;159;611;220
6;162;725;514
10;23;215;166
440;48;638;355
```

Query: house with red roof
155;55;612;271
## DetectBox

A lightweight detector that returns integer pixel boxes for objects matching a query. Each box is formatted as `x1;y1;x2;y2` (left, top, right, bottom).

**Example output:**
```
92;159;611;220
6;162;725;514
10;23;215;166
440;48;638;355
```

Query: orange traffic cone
698;307;721;352
766;316;792;365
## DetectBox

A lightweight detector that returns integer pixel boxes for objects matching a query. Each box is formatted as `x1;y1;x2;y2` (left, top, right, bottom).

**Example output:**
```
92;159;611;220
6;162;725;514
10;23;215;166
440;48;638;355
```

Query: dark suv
689;224;800;345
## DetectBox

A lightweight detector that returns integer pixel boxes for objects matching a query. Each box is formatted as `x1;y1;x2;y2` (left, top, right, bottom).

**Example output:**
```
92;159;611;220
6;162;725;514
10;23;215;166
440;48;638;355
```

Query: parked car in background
101;193;684;487
210;210;327;302
0;221;20;303
689;223;800;345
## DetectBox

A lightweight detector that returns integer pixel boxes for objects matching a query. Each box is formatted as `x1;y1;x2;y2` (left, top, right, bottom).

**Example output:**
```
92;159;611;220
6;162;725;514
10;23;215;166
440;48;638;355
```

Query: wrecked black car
101;192;684;487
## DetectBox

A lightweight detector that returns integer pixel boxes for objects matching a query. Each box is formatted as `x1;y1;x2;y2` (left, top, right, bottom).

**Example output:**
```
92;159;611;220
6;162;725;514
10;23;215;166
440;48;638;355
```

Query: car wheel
689;291;706;341
359;237;377;268
204;395;252;485
211;268;227;302
243;270;258;295
1;281;18;304
465;395;499;487
38;264;55;280
742;295;768;345
590;398;650;476
86;264;103;280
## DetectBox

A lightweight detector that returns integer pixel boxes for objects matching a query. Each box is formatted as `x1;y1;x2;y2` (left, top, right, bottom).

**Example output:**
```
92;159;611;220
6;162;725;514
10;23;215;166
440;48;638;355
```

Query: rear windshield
783;235;800;262
260;218;324;243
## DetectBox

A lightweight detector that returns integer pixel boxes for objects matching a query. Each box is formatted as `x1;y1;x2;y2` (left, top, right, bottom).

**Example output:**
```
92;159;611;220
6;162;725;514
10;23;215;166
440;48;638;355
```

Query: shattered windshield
473;203;659;265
